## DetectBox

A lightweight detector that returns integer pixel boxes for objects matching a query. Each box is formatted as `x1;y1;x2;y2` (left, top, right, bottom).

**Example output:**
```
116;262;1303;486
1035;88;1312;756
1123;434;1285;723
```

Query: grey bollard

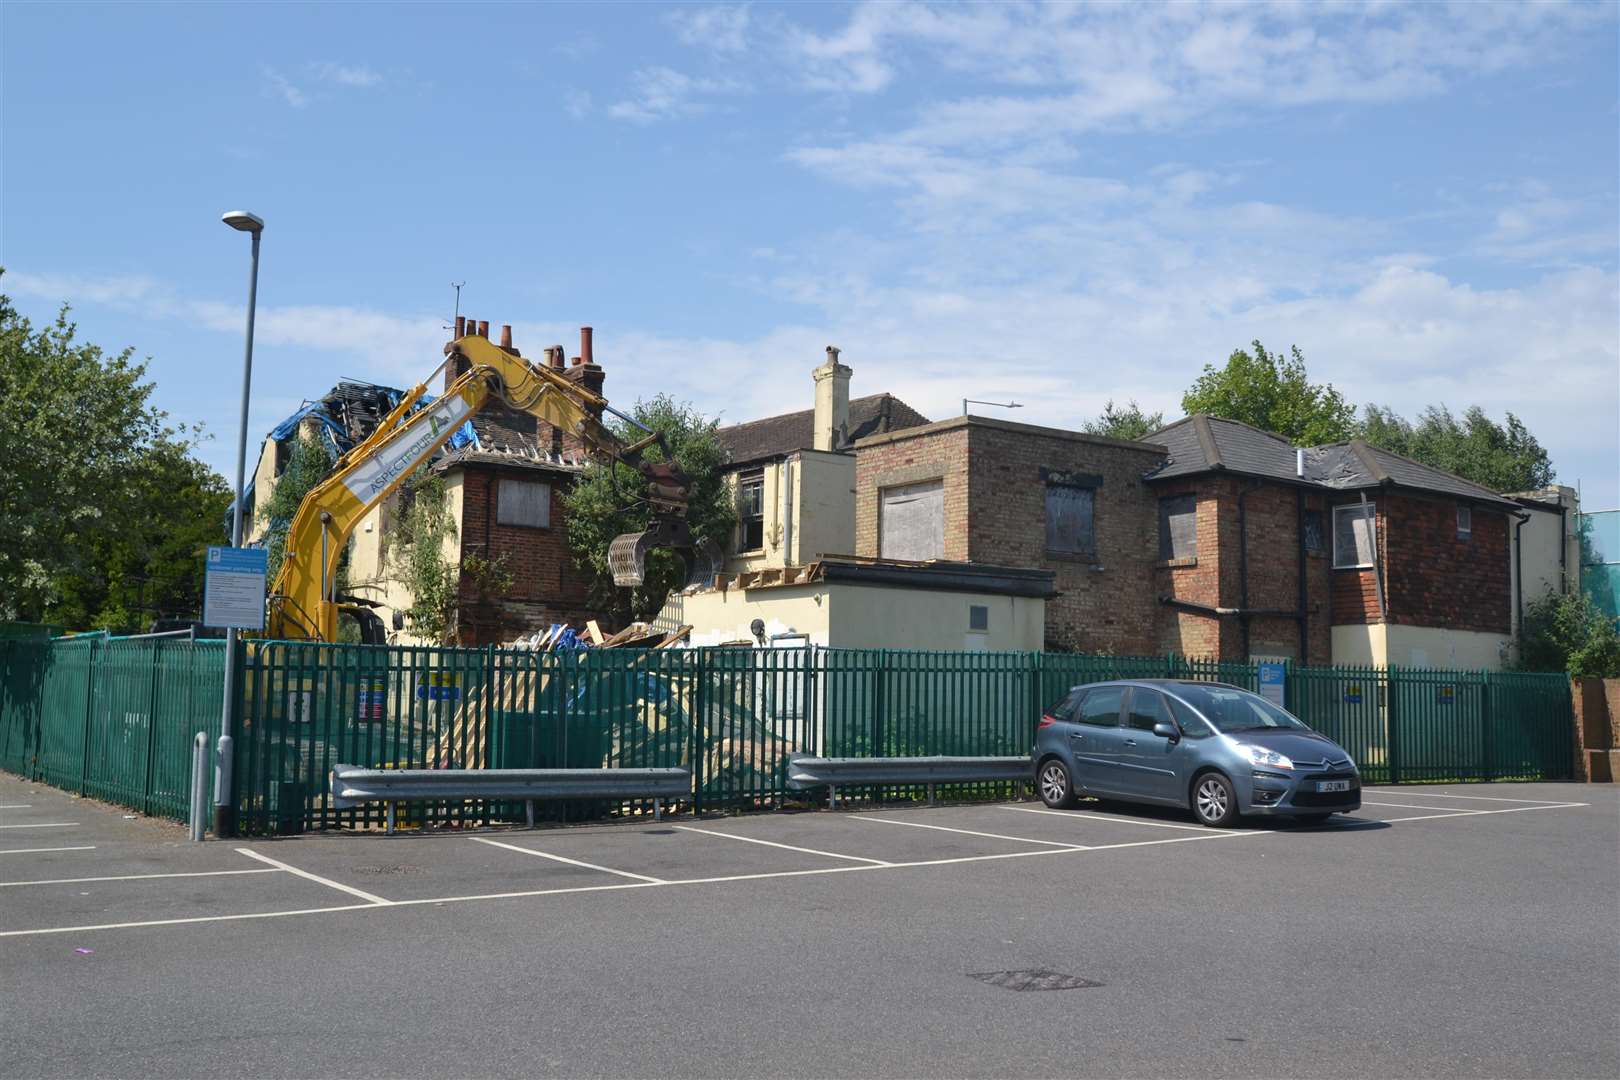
213;734;236;838
189;732;209;842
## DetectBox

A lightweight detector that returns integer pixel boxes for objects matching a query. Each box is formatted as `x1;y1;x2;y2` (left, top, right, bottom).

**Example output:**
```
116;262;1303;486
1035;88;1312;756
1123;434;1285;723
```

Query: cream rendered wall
247;438;279;544
1330;623;1512;671
791;451;856;563
654;584;832;646
828;586;1045;651
653;582;1044;652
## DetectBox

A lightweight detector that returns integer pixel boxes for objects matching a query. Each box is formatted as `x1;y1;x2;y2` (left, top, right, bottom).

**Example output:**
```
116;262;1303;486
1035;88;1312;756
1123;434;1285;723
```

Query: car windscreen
1172;685;1309;733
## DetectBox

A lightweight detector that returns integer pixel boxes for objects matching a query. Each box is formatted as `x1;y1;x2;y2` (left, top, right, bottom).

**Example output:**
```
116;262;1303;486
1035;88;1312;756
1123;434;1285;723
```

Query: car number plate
1316;780;1351;793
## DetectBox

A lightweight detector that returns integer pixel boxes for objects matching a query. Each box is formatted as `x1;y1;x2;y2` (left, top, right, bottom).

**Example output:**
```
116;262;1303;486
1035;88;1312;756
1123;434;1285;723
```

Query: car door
1067;685;1128;794
1118;687;1189;803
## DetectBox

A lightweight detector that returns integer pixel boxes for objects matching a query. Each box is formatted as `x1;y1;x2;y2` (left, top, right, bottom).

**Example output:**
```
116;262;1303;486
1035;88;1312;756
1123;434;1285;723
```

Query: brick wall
854;425;971;560
453;464;604;644
1382;492;1511;633
1154;477;1332;663
854;417;1165;654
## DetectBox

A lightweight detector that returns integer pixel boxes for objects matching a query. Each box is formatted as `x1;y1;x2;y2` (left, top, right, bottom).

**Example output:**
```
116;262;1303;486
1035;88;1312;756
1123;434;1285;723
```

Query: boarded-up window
497;479;551;528
1158;495;1197;561
880;480;944;561
1046;485;1095;557
1333;503;1376;569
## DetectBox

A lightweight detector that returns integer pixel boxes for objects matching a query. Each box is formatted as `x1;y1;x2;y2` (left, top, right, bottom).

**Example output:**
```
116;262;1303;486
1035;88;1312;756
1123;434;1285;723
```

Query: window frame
1302;508;1327;555
495;477;552;530
1456;505;1472;540
1044;482;1098;560
735;469;765;553
1332;502;1378;570
968;604;989;631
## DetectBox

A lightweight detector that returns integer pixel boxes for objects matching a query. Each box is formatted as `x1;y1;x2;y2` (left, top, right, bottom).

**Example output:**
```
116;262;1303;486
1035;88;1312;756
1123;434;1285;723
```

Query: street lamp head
221;210;264;233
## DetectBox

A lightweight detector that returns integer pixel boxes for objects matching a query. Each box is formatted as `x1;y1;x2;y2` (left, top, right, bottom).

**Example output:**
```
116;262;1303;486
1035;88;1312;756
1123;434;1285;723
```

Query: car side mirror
1152;721;1179;741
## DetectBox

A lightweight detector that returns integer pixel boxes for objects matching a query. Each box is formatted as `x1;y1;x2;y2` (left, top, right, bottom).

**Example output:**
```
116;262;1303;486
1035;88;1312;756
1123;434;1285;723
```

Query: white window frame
1333;503;1377;569
1456;505;1472;539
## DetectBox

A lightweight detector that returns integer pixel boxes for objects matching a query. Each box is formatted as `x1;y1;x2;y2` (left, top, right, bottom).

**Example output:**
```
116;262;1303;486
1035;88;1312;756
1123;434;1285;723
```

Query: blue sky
5;1;1617;505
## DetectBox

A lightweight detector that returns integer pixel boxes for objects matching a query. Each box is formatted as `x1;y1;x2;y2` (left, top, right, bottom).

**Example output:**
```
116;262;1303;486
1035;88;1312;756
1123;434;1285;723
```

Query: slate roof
1146;414;1521;508
716;393;931;465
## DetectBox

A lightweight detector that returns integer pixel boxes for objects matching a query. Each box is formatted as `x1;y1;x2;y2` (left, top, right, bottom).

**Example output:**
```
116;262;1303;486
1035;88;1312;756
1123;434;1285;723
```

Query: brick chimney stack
562;325;605;399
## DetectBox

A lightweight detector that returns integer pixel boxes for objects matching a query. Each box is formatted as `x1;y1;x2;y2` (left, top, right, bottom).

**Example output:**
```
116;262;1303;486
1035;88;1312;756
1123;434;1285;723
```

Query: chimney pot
571;355;583;367
547;346;565;369
477;320;490;338
580;326;594;366
454;315;466;338
499;324;513;349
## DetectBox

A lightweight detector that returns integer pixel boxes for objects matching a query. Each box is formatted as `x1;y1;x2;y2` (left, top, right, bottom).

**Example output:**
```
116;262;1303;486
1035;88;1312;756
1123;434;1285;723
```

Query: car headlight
1237;743;1294;769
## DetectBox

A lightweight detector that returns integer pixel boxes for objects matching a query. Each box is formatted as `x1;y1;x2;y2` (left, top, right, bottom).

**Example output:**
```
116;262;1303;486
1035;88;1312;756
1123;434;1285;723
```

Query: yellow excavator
266;332;720;643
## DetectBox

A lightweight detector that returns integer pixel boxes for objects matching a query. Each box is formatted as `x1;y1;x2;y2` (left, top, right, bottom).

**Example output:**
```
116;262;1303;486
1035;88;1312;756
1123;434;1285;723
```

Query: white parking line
0;846;95;856
235;848;394;905
0;868;282;888
1374;803;1586;824
672;824;893;866
0;828;1255;938
999;805;1211;831
0;804;33;809
472;837;667;883
0;822;77;830
852;815;1088;849
1363;789;1580;805
1362;799;1490;811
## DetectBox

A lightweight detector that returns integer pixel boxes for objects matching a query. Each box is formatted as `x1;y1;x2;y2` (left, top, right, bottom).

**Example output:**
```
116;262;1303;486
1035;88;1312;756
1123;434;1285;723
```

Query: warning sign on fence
356;678;386;723
416;672;461;702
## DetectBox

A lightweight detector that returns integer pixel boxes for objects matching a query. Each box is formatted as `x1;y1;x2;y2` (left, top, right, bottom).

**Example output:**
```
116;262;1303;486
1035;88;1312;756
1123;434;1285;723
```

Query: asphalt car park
2;771;1616;1079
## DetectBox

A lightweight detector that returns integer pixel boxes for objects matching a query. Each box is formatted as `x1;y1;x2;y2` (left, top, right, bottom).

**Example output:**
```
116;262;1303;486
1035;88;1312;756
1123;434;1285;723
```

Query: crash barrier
787;754;1033;808
0;638;1577;830
329;763;692;833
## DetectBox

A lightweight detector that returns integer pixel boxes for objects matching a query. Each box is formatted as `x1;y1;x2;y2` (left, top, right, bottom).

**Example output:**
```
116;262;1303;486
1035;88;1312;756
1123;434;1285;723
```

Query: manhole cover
968;969;1102;992
352;865;421;875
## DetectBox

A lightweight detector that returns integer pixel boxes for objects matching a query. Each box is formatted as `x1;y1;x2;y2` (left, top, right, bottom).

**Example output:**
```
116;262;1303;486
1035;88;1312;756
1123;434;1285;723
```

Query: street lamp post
963;398;1023;416
216;209;263;837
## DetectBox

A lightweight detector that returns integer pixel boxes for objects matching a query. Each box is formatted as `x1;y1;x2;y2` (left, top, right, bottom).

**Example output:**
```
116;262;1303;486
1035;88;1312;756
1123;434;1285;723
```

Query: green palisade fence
0;637;226;820
0;637;1577;831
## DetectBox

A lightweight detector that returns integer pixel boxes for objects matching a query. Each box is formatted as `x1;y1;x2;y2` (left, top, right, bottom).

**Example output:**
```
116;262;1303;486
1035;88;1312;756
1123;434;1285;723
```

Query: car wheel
1037;759;1077;809
1191;772;1239;828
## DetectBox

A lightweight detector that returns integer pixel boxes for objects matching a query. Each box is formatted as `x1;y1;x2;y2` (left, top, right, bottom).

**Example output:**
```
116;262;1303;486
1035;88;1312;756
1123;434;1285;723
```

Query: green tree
0;280;230;628
1360;404;1553;492
1181;341;1357;445
1517;590;1620;677
1081;399;1164;442
385;470;460;643
564;394;735;623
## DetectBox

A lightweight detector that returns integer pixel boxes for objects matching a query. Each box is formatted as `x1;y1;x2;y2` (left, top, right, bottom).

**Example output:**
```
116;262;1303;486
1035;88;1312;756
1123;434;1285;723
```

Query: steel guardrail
330;764;692;832
785;754;1033;808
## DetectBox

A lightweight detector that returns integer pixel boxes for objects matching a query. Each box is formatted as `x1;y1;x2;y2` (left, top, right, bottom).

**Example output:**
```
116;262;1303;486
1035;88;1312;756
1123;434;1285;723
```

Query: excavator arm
266;333;720;642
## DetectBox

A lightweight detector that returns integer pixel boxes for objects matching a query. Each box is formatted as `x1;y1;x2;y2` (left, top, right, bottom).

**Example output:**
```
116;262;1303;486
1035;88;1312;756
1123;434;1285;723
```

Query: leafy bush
1517;590;1620;677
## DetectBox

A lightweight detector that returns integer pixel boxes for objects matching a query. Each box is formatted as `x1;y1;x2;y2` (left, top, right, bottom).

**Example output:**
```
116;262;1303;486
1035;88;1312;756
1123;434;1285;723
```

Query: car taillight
1038;715;1058;729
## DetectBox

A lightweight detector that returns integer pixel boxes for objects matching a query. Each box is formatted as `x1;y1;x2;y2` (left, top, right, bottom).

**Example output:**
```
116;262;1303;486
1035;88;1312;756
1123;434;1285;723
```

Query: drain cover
968;969;1102;992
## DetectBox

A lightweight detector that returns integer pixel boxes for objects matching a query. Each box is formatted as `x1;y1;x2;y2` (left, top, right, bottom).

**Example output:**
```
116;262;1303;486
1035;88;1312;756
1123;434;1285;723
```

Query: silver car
1033;679;1362;827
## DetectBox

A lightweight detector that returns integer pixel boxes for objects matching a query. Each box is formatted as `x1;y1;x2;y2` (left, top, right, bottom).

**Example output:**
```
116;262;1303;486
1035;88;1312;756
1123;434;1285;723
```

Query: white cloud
260;66;308;108
313;63;382;88
607;67;740;123
668;4;752;53
564;89;593;119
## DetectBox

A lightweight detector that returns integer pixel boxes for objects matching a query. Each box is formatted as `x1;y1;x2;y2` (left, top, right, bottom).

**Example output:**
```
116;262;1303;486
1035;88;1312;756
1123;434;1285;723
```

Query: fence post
691;648;706;817
141;641;163;815
1386;667;1401;785
1479;673;1493;782
78;638;98;795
